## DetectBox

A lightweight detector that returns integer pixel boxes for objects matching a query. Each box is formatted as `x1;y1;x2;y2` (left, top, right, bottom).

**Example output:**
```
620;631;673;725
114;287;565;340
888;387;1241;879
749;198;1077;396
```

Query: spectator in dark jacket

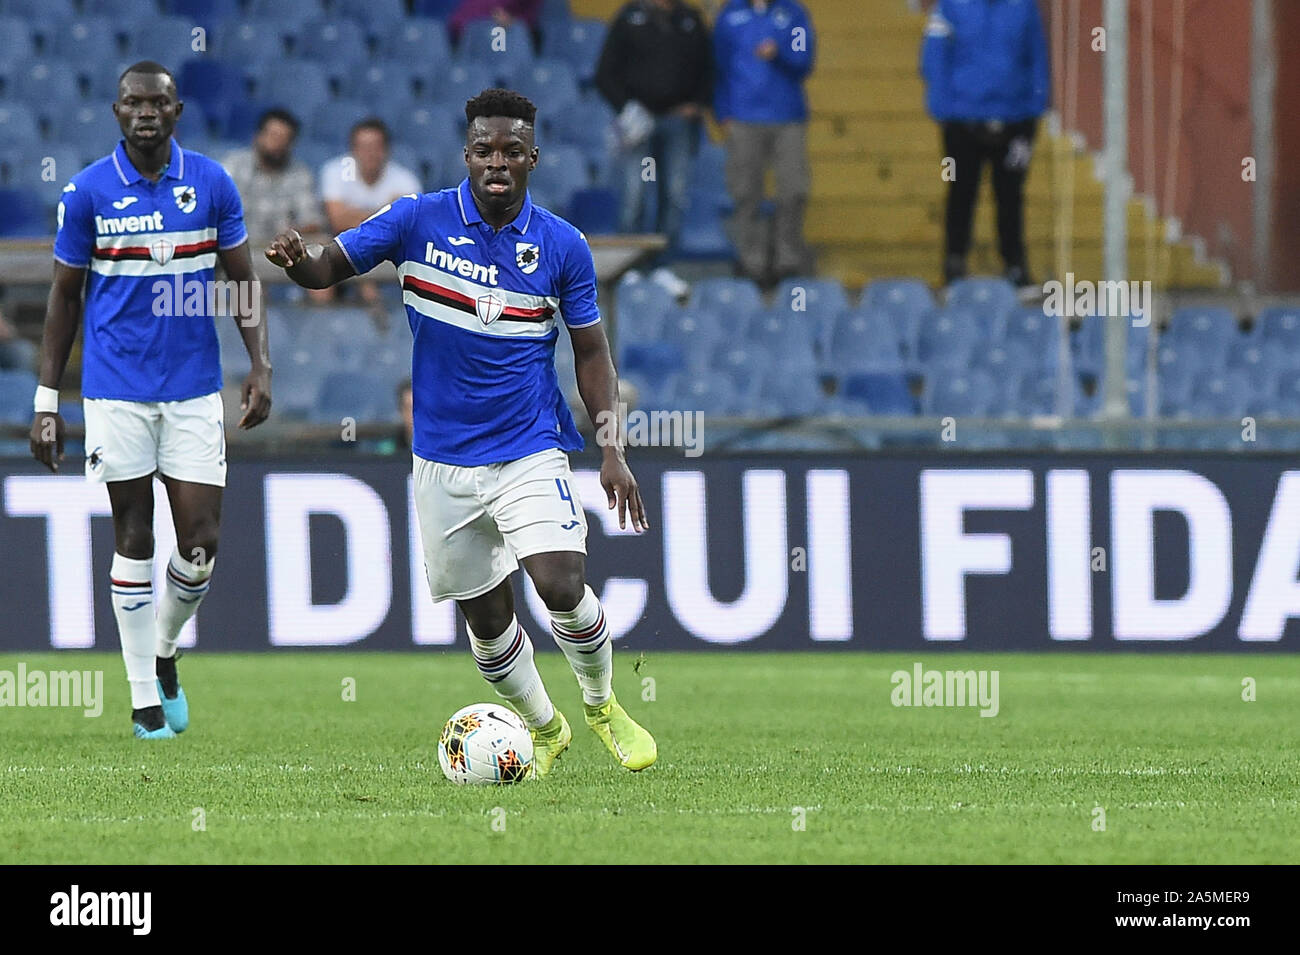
921;0;1049;287
595;0;714;243
714;0;815;286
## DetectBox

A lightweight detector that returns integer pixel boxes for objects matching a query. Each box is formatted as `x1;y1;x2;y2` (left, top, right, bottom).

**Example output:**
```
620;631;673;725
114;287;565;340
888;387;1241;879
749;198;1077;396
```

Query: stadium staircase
574;0;1226;291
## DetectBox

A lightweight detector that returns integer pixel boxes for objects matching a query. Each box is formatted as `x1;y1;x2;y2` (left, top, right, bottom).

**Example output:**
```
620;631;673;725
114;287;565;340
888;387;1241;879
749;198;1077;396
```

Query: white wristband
34;386;59;414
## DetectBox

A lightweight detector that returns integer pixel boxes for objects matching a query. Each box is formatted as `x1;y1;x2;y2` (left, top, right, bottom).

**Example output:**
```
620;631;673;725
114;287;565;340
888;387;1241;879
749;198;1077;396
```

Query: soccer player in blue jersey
30;62;272;739
266;89;655;775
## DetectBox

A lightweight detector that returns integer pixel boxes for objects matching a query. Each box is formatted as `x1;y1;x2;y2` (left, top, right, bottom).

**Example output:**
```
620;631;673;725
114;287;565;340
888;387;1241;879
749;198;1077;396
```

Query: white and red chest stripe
396;258;562;338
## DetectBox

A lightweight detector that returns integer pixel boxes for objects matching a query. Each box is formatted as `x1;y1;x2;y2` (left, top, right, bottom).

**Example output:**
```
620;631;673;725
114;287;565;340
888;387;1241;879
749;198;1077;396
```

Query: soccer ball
438;703;533;784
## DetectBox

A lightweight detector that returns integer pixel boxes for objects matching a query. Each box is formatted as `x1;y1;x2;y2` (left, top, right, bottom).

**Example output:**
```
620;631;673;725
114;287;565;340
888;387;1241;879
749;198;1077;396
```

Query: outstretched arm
265;230;357;289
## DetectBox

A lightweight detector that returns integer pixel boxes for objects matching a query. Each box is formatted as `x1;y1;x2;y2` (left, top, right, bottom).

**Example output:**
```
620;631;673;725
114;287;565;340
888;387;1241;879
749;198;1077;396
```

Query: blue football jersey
335;179;602;467
53;139;247;402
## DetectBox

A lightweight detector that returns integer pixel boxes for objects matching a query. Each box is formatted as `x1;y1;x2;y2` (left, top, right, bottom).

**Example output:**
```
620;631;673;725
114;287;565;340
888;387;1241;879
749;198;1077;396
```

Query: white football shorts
82;391;227;487
413;447;589;602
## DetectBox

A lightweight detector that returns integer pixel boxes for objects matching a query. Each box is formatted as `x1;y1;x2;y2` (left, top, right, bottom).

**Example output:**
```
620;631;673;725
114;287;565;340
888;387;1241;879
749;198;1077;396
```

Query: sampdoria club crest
515;242;539;274
173;185;197;213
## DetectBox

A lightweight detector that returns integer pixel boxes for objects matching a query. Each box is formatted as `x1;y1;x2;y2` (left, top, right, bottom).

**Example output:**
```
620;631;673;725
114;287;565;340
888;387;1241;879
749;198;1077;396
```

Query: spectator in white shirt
320;118;422;310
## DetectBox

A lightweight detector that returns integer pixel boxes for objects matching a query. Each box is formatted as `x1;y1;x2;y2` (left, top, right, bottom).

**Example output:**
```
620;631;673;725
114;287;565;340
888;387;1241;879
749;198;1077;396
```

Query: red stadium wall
1043;0;1267;286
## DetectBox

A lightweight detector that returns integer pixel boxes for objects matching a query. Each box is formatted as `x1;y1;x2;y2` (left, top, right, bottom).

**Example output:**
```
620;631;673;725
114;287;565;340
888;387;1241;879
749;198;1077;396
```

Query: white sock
156;546;215;658
468;616;555;728
549;585;612;706
110;553;159;710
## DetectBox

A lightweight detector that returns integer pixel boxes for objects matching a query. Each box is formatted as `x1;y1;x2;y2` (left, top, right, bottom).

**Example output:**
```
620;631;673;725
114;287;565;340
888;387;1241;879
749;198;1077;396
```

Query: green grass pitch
2;652;1298;864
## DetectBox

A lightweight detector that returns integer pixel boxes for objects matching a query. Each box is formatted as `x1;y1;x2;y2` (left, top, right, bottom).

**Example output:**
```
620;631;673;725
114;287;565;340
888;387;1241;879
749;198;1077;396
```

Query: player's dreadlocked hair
465;88;537;127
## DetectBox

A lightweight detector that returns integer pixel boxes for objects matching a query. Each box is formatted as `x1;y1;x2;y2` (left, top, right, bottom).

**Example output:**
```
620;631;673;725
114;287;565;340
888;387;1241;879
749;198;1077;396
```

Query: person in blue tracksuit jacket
714;0;815;286
921;0;1049;286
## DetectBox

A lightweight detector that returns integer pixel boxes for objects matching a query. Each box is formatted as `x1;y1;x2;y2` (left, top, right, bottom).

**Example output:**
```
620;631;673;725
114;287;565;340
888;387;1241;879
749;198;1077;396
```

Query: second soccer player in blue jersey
265;89;655;775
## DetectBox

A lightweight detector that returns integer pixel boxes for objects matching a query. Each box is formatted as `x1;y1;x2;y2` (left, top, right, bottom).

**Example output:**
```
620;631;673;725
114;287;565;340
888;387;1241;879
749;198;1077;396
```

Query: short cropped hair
465;88;537;127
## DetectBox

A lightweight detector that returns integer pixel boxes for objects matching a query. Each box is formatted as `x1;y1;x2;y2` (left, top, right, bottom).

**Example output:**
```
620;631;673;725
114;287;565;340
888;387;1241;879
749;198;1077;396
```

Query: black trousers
941;118;1037;280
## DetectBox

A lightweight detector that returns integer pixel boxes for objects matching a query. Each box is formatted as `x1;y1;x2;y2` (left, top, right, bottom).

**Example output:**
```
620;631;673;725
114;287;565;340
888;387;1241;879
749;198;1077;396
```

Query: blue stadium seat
312;371;396;424
52;17;121;64
381;16;452;66
670;374;743;414
712;342;773;381
2;0;75;19
687;277;763;321
567;187;619;235
215;20;288;62
0;103;40;145
531;143;589;213
773;277;849;324
244;0;321;17
411;0;460;17
753;367;822;416
11;62;81;124
513;59;581;114
1168;305;1237;345
619;342;684;386
333;0;406;34
165;0;240;27
126;16;201;60
84;0;157;15
219;98;278;142
546;91;613;158
1011;373;1059;417
1074;373;1147;417
296;18;370;73
615;274;677;329
824;310;904;374
176;59;243;128
917;308;982;369
457;21;535;77
840;371;916;415
1255;305;1300;354
82;58;137;101
416;61;483;110
541;17;605;84
400;103;463;156
944;276;1018;324
244;61;329;113
748;312;818;368
662;307;725;356
1004;307;1062;367
1189;369;1255;417
47;104;121;154
860;278;933;360
923;369;1000;416
310;99;374;146
862;277;935;315
0;17;34;63
337;62;418;104
0;369;39;425
16;146;81;209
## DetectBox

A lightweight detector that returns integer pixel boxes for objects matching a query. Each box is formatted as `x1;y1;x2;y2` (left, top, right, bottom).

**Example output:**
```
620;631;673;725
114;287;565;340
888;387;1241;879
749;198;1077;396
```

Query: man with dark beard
221;109;322;250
